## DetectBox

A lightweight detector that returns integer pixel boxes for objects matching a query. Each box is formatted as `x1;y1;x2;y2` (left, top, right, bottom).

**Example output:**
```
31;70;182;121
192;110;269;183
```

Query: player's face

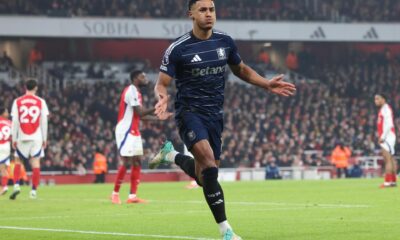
189;0;216;31
137;73;149;86
374;95;384;107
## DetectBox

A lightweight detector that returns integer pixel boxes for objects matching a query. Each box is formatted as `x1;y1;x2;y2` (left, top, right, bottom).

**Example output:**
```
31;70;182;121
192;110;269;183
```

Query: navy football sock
175;153;197;179
202;167;227;223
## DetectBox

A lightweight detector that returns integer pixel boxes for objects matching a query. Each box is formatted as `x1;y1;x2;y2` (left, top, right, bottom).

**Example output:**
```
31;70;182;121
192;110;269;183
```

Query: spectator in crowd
286;50;299;71
348;159;363;178
93;147;108;183
331;142;352;178
265;159;281;180
2;49;400;173
0;51;13;71
1;0;400;22
257;49;270;66
29;47;43;65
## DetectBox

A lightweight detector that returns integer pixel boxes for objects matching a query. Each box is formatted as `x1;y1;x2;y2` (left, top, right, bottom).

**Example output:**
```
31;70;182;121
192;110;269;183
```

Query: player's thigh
205;118;223;161
177;112;209;153
118;134;143;157
191;140;217;170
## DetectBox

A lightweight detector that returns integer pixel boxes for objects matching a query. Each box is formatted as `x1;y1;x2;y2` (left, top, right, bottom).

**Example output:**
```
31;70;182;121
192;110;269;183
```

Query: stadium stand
0;0;399;22
1;49;399;173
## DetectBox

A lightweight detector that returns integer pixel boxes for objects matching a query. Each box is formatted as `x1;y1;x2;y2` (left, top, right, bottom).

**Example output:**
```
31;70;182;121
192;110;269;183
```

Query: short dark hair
130;70;143;82
25;78;38;90
376;93;388;100
189;0;213;10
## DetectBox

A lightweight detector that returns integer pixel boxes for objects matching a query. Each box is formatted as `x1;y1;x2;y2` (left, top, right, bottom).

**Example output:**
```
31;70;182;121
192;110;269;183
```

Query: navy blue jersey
160;30;242;120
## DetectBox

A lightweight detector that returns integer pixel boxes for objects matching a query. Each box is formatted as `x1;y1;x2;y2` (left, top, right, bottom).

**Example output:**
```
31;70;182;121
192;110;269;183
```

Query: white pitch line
42;198;371;208
0;226;218;240
149;200;371;208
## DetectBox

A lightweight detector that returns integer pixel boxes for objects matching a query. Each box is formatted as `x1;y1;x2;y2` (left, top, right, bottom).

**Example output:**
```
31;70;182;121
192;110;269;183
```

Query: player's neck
192;27;213;40
25;91;36;96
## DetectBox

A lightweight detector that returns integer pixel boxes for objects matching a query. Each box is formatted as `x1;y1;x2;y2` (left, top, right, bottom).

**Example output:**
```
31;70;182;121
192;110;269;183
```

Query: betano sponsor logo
192;66;226;77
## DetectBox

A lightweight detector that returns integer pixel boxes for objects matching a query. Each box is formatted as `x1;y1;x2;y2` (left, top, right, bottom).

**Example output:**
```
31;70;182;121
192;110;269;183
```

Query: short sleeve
227;36;242;65
126;86;140;107
159;43;179;78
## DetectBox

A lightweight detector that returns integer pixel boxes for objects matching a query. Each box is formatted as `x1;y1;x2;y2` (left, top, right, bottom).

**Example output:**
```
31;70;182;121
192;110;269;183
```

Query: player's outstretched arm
154;72;173;119
229;62;296;97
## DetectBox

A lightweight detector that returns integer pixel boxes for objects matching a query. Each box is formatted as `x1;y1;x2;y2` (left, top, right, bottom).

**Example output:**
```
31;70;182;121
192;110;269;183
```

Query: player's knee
201;167;218;184
31;158;40;168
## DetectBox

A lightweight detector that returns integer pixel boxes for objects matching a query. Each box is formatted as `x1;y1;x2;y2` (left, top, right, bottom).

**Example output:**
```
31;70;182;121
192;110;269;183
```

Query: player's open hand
267;74;296;97
155;94;169;119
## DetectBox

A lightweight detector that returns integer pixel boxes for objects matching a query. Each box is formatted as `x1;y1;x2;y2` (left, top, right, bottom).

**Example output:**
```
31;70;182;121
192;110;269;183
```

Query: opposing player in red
111;70;171;204
10;79;49;199
0;105;11;195
375;94;397;188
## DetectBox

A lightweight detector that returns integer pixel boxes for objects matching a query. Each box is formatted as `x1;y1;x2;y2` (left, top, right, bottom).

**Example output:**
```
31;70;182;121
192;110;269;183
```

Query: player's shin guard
113;166;127;193
13;163;21;185
32;168;40;190
175;154;201;185
130;166;141;194
201;167;227;223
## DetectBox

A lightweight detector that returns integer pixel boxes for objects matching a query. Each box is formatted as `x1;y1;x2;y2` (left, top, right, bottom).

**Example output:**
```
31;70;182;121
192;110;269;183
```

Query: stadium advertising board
0;17;399;42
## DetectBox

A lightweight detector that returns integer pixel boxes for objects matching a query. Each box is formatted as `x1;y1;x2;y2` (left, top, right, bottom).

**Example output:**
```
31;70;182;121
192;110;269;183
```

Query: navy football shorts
176;111;223;160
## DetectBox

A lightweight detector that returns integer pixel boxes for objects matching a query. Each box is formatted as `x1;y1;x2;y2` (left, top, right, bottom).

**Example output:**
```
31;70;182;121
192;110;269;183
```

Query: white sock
166;151;179;162
112;191;119;195
218;220;232;235
14;184;20;190
128;194;137;199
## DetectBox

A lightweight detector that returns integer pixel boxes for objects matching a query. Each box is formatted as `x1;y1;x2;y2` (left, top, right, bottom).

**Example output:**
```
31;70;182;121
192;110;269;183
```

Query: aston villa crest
216;48;226;60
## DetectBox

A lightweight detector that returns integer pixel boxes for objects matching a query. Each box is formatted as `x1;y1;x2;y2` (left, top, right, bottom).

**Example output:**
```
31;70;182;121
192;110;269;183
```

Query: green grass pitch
0;179;399;240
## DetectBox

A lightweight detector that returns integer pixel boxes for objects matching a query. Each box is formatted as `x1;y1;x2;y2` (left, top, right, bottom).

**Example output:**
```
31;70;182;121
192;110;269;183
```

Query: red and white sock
113;166;127;193
32;168;40;190
13;163;21;186
1;176;8;189
129;166;141;197
383;174;391;186
391;173;397;183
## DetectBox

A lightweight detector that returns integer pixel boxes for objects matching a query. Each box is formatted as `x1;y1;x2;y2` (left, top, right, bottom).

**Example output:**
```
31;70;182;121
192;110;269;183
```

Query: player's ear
188;10;194;20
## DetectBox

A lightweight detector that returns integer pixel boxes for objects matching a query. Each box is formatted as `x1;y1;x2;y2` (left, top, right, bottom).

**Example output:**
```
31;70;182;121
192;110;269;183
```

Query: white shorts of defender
0;149;10;166
15;140;44;161
0;143;10;165
380;133;396;155
115;133;143;157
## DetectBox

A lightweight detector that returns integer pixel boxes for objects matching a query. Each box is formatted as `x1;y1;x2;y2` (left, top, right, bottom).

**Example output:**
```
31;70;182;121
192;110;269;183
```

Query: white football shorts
380;133;396;155
15;140;44;160
0;144;10;165
115;133;143;157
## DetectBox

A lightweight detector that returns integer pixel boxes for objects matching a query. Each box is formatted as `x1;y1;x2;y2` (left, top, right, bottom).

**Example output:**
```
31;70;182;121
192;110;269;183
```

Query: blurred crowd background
1;0;400;175
0;0;399;22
